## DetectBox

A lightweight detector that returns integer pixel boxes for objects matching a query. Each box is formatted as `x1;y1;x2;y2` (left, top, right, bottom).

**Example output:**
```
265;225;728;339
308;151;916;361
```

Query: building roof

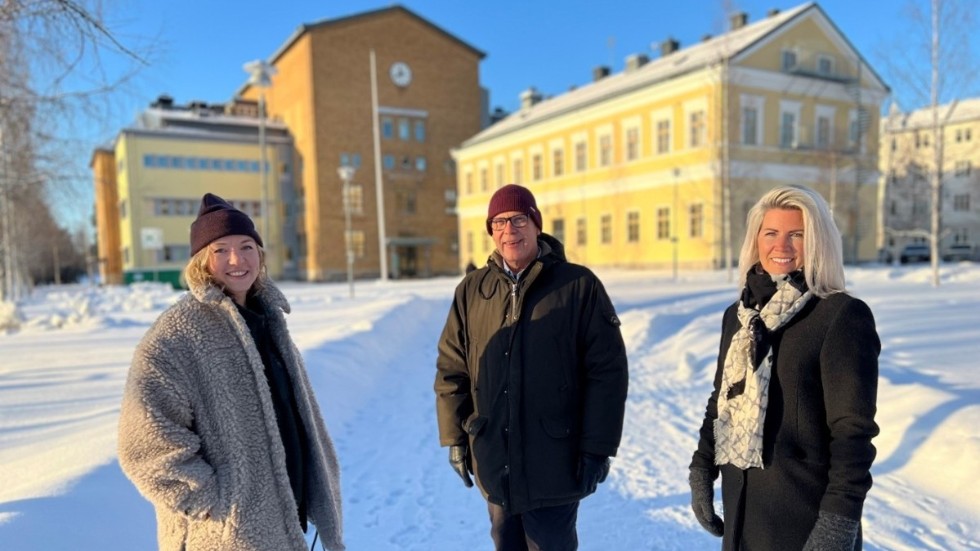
462;2;884;148
237;5;485;97
883;97;980;131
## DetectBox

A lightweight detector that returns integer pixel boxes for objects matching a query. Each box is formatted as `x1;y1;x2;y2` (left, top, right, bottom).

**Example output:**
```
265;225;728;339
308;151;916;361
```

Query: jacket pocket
540;417;573;439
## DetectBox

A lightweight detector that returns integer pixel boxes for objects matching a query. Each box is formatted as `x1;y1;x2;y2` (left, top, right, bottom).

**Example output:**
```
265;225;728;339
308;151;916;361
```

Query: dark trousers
487;501;579;551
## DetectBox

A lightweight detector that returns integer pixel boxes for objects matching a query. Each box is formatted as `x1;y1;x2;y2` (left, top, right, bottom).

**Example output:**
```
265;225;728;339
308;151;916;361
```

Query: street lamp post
672;168;680;281
243;60;277;247
338;166;356;299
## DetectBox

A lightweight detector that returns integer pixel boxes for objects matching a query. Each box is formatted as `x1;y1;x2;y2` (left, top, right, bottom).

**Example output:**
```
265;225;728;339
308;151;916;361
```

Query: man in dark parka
435;184;629;551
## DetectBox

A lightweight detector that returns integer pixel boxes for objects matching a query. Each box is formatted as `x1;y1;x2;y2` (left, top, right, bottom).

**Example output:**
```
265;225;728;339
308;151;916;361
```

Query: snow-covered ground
0;264;978;550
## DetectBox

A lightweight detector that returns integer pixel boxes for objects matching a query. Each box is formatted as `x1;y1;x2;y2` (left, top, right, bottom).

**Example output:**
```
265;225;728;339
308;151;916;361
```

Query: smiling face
491;210;540;272
757;208;805;275
207;235;261;305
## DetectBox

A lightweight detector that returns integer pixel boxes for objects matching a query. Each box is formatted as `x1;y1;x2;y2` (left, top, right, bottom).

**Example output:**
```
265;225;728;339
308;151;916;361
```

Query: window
627;211;640;243
480;168;488;191
415;156;427;171
143;155;156;168
414;120;426;142
689;203;703;238
448;231;458;253
657;207;671;240
955;161;971;177
780;112;796;148
849;108;866;150
383;155;396;170
953;194;970;211
626;127;639;161
403;191;417;214
381;117;394;139
444;189;457;214
398;119;410;140
816;116;831;149
347;230;366;258
575;141;587;171
576;217;587;246
163;245;190;263
817;55;833;75
495;164;504;188
657;120;671;153
599;135;612;166
532;154;543;181
553;147;564;177
513;158;523;185
742;107;758;145
347;184;364;215
466;231;473;256
155;199;172;216
465;172;473;194
552;218;565;243
781;50;797;71
689;111;705;148
601;214;612;244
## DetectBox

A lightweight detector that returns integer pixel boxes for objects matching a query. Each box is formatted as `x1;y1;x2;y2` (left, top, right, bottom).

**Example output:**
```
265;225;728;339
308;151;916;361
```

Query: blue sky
55;0;978;230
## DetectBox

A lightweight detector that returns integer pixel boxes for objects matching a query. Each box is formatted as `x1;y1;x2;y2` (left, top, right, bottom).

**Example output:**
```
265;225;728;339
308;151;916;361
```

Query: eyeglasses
489;214;530;231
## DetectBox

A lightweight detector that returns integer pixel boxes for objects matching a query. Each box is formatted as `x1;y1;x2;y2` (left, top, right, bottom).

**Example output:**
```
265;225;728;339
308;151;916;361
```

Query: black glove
802;511;859;551
449;444;473;488
578;452;610;494
689;467;724;537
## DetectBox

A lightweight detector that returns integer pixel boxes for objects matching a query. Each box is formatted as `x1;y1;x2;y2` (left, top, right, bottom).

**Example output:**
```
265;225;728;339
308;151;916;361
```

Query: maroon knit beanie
486;184;542;235
190;193;264;255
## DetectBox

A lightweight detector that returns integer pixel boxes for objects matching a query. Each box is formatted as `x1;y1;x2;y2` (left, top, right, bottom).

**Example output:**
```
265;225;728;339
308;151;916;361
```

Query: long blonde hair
737;185;845;297
181;244;267;293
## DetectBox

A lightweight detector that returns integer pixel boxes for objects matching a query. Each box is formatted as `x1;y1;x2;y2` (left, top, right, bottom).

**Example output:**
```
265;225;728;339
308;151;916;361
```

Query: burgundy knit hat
486;184;542;235
190;193;264;255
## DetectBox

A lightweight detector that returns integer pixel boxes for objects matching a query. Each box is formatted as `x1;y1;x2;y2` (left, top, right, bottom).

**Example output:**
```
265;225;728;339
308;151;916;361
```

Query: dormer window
781;50;798;72
817;55;834;76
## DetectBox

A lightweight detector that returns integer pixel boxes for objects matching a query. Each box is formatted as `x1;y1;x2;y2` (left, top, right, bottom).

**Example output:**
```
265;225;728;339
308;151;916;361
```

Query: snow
1;265;978;550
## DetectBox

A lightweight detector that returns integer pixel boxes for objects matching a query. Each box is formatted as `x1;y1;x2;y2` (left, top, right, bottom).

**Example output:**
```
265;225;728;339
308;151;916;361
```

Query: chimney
520;87;542;110
152;94;174;109
702;34;713;43
660;37;680;57
730;12;748;30
625;53;649;72
592;65;610;82
767;8;781;17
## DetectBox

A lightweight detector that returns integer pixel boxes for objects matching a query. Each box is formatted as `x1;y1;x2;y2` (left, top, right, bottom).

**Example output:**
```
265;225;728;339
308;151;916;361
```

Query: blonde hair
181;243;267;293
737;185;845;297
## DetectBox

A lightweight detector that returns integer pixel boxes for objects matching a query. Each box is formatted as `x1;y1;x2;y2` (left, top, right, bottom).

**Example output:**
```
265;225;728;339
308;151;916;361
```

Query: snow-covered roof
463;3;819;147
883;97;980;131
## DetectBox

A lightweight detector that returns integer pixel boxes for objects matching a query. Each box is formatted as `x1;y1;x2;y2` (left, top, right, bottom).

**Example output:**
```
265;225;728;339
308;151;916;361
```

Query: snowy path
0;267;978;550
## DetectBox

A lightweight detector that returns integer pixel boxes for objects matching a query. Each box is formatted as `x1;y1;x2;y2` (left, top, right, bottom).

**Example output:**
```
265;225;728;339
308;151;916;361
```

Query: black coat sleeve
818;297;880;520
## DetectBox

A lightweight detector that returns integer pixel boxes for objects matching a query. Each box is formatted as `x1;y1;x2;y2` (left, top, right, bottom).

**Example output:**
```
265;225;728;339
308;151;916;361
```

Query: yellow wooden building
454;3;888;272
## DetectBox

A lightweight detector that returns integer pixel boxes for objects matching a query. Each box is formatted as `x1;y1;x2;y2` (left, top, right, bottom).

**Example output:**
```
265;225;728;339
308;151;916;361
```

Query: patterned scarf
714;269;812;469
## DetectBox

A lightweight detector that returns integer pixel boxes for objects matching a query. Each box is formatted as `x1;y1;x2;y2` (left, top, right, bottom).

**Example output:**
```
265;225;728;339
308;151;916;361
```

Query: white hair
737;185;845;297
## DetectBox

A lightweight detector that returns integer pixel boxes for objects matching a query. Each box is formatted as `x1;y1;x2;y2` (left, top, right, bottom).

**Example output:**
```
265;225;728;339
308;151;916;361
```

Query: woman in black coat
689;185;880;550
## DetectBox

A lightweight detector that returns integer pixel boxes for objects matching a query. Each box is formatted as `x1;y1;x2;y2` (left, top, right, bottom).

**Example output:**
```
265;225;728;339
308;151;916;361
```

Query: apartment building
878;98;980;259
93;96;295;286
454;3;888;271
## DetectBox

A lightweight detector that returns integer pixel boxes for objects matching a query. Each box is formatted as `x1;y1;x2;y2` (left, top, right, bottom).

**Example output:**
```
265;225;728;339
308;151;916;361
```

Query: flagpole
369;49;389;282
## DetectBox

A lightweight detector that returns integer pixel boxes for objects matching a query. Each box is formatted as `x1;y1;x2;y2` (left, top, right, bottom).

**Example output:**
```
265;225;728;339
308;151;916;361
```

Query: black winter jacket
691;290;880;551
435;234;629;514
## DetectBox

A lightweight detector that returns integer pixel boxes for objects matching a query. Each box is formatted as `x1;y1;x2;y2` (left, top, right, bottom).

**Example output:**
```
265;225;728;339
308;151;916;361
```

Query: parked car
900;243;931;264
942;243;975;262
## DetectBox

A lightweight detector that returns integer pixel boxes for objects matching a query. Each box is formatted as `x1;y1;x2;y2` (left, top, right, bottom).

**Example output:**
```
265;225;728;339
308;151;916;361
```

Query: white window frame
779;99;802;149
739;94;764;146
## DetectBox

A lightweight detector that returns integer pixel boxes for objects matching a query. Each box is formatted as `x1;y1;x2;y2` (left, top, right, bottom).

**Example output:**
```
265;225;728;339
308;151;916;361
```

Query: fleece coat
118;276;344;551
435;234;629;514
691;290;880;551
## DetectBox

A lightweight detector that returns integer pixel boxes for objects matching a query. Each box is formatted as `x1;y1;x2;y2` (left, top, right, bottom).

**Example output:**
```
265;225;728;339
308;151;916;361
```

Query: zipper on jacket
510;282;518;321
